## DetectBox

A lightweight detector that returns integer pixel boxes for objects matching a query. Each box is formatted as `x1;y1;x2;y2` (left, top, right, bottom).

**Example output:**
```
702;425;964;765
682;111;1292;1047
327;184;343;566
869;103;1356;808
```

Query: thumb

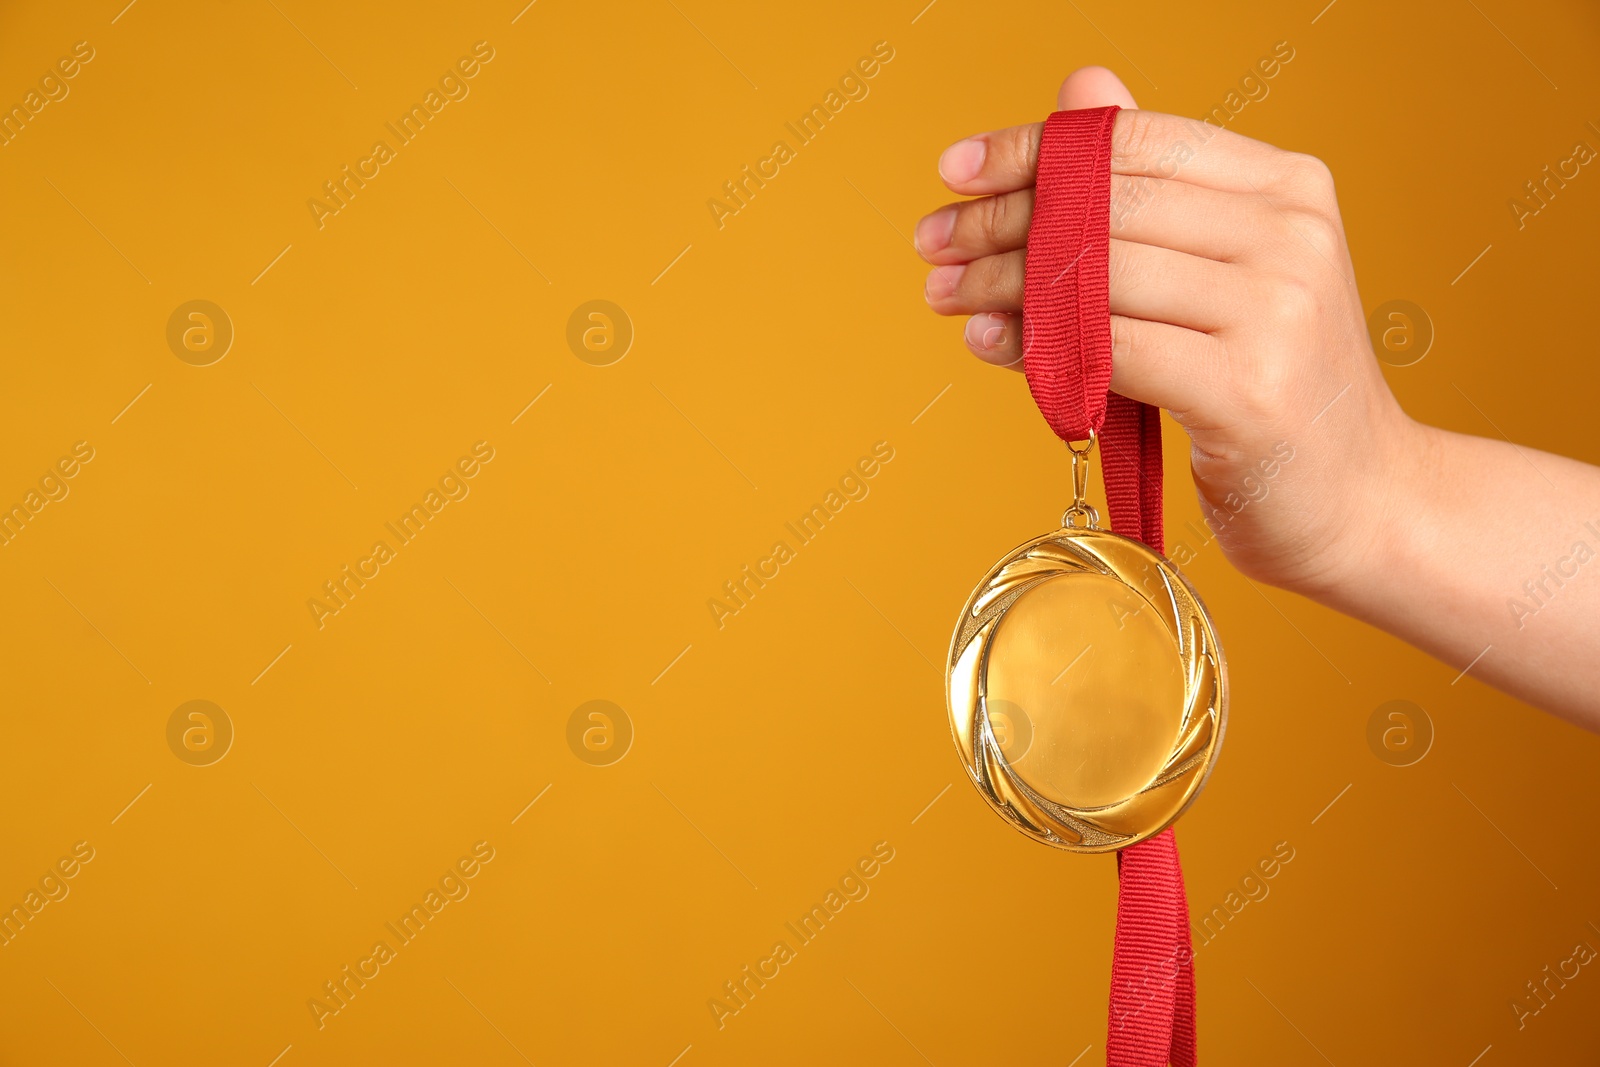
1056;66;1138;110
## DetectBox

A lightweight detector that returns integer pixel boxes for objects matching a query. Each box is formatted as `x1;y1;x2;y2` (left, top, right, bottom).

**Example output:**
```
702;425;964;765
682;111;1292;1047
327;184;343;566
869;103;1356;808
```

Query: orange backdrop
1;0;1598;1064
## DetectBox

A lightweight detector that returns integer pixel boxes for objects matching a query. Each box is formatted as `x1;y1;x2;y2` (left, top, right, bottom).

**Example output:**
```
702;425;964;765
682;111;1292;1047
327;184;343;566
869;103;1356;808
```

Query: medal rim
945;524;1228;854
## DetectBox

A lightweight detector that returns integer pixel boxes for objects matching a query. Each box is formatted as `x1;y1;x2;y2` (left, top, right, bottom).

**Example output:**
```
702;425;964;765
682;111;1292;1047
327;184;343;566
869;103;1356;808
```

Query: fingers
1107;111;1310;198
1103;316;1221;413
1109;177;1276;262
918;177;1275;265
1105;243;1237;331
960;311;1221;414
915;189;1032;265
927;240;1239;333
939;109;1313;202
937;123;1043;197
924;252;1023;315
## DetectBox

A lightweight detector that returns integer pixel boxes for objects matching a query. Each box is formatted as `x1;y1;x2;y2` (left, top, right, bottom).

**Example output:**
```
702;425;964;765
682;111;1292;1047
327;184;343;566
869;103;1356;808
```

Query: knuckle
1111;113;1158;171
1276;152;1337;204
1261;275;1320;336
950;256;1006;308
1010;125;1041;180
1269;204;1342;263
981;253;1024;303
1109;316;1135;365
1278;273;1320;315
1299;213;1344;260
980;192;1013;241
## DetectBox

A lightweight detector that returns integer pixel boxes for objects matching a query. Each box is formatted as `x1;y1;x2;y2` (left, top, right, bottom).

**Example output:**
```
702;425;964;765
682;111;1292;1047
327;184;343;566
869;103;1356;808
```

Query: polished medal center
985;573;1184;810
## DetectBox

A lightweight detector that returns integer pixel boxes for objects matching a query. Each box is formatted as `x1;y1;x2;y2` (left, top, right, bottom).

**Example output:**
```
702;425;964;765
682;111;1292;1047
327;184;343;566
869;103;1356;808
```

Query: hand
916;67;1418;598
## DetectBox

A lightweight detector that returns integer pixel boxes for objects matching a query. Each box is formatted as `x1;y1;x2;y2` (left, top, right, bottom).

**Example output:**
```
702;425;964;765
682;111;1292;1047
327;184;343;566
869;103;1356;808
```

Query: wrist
1297;405;1441;614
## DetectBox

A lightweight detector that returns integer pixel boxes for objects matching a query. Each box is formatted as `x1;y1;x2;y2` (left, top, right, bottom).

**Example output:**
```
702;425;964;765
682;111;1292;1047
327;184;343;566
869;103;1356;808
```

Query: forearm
1314;418;1600;728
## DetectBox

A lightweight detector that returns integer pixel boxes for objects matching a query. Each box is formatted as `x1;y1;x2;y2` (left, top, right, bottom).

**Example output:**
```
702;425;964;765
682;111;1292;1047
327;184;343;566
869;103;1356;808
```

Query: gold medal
945;436;1227;853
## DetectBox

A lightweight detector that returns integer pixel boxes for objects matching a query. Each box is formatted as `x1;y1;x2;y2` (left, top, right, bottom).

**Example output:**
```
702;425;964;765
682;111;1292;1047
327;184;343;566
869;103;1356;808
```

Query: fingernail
925;264;965;303
964;313;1006;350
938;138;986;184
913;207;957;257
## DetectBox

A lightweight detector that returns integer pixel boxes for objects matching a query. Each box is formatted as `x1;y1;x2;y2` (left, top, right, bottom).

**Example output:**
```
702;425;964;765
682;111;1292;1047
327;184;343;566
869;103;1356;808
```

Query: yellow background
2;0;1598;1063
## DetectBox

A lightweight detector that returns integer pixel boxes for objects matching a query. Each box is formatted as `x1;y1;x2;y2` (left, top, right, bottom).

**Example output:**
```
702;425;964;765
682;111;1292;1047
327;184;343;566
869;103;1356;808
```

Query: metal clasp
1060;431;1101;530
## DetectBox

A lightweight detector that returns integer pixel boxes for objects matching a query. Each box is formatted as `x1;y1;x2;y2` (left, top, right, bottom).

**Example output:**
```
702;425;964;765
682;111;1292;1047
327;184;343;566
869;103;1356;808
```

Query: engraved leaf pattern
970;540;1102;618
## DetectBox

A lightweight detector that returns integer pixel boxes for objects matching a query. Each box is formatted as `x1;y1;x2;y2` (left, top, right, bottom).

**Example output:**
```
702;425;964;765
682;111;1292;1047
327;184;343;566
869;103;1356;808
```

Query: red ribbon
1021;105;1198;1067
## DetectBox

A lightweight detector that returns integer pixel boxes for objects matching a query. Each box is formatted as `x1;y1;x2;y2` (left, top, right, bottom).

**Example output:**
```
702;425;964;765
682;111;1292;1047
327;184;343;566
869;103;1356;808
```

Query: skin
918;67;1600;730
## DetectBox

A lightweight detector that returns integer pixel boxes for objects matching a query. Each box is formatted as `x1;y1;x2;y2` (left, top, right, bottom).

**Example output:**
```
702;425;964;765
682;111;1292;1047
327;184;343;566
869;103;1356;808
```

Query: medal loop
1062;432;1099;529
1060;503;1100;529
